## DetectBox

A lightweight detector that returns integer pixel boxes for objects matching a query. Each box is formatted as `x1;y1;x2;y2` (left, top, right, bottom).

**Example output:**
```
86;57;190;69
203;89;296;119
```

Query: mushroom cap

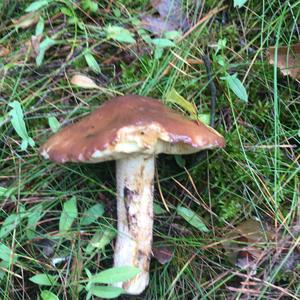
40;95;225;163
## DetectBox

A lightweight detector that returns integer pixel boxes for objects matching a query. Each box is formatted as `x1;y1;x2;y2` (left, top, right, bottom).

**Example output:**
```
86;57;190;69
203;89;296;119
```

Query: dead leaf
153;246;173;264
166;88;197;116
31;35;43;56
151;0;184;23
20;40;34;59
12;12;40;29
186;58;204;65
222;219;275;271
70;74;100;89
268;43;300;80
0;46;10;57
235;219;275;243
141;16;178;35
141;0;188;35
8;39;34;64
12;35;42;63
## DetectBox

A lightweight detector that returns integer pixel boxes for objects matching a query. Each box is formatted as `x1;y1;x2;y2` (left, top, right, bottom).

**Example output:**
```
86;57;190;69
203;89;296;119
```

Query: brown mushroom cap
40;95;225;163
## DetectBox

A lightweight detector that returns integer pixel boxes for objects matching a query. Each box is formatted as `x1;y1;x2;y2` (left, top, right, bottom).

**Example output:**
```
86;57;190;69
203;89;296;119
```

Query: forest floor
0;0;299;299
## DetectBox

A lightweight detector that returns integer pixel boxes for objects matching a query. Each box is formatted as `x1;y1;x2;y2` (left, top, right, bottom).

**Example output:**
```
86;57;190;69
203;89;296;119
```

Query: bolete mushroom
40;95;225;295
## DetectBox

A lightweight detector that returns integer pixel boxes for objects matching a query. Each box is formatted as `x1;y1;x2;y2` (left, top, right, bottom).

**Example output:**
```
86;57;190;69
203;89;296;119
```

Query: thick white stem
114;155;154;295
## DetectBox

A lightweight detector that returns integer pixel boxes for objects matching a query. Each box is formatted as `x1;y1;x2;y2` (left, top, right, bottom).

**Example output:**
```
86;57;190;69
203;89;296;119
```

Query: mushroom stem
114;154;154;295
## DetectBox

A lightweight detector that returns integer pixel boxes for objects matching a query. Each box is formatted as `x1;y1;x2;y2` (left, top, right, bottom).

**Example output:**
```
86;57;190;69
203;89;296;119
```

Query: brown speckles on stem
121;249;151;291
124;186;137;200
122;279;134;291
140;165;145;178
123;186;138;232
138;249;151;265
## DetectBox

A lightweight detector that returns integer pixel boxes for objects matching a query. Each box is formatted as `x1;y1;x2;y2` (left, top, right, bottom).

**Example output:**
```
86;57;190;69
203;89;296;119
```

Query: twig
232;271;299;299
202;54;216;128
178;5;227;42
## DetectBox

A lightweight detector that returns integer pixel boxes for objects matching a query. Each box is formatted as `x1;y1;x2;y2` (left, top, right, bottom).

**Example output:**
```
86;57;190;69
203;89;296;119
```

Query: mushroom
40;95;225;295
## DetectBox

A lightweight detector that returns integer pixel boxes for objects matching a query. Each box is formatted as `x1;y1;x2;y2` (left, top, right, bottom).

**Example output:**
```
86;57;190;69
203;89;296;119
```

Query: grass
0;0;299;299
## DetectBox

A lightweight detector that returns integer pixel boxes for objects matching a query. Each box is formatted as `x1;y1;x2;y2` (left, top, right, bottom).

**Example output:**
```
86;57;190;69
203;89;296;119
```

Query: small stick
202;55;216;128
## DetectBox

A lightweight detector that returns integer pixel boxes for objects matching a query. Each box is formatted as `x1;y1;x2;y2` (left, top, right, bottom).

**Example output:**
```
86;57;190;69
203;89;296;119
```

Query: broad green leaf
90;266;140;284
0;261;9;280
0;214;20;238
29;274;57;286
85;228;116;254
198;113;210;125
86;291;92;300
112;8;121;18
27;205;43;239
82;0;98;13
216;38;227;54
176;206;209;233
48;116;60;133
174;155;186;168
0;116;5;126
166;89;196;115
85;268;92;279
164;31;181;40
85;269;93;293
36;37;56;66
81;203;104;226
8;101;35;151
40;290;59;300
0;243;17;264
216;55;226;67
90;286;124;299
89;2;98;13
234;0;248;8
138;29;152;45
151;38;175;48
0;187;8;197
84;51;101;74
93;228;116;249
0;266;5;280
60;7;73;17
82;0;89;11
153;203;166;215
105;25;136;44
78;21;85;30
221;73;248;102
26;0;51;12
0;243;13;262
35;16;44;35
59;196;78;233
154;47;164;59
